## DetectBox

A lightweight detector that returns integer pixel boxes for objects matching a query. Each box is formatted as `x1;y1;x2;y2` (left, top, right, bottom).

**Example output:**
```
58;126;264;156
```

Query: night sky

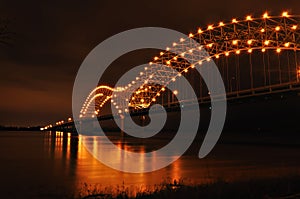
0;0;299;126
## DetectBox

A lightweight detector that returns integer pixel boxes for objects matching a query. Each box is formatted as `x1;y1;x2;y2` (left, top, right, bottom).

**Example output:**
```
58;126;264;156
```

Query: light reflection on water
44;131;185;188
43;131;300;189
2;131;300;197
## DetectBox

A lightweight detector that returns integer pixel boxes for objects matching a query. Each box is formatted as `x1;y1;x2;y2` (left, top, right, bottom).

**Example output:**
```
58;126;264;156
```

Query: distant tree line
0;125;41;131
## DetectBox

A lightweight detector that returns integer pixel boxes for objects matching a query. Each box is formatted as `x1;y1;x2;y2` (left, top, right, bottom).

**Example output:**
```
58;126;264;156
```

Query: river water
1;130;300;198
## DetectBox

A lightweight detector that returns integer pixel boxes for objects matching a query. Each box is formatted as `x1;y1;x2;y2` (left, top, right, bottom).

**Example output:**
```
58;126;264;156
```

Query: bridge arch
81;12;300;118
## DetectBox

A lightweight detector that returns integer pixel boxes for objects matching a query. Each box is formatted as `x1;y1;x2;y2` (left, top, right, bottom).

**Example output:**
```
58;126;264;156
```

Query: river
0;130;300;198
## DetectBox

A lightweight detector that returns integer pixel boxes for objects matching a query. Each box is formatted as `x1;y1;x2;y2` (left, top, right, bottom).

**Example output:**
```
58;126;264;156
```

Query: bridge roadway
50;81;300;132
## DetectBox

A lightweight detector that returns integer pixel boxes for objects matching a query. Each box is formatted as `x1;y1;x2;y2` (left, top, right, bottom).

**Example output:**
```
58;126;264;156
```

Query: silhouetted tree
0;19;12;45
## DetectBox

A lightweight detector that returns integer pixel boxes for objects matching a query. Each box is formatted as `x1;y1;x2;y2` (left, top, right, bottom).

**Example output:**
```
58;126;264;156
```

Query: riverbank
78;175;300;199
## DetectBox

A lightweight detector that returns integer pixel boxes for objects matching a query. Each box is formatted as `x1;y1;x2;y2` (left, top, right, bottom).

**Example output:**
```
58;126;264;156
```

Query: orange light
198;28;203;34
264;40;270;45
180;38;185;42
232;18;238;23
232;40;238;45
191;64;195;68
207;43;213;48
236;50;240;54
184;69;188;73
166;60;171;65
219;22;225;27
207;25;214;30
160;52;164;56
275;26;280;31
152;98;156;102
225;52;230;56
246;15;252;21
262;48;266;52
161;87;165;91
173;90;178;95
292;25;297;30
247;40;253;45
215;54;220;59
248;49;253;53
282;11;289;17
154;56;158;60
189;33;194;37
140;99;144;103
284;42;290;47
261;28;265;33
263;12;269;19
276;48;281;53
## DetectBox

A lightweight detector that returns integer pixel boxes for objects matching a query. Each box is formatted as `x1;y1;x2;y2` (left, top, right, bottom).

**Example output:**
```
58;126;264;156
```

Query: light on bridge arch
173;90;178;95
263;12;270;19
284;42;290;47
232;18;238;23
207;25;214;30
246;15;253;21
264;40;270;46
219;22;225;27
282;11;289;17
276;48;281;53
206;43;213;48
248;49;253;53
232;40;238;45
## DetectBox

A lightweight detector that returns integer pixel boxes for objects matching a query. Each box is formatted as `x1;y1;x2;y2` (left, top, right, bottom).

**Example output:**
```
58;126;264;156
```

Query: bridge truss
80;12;300;118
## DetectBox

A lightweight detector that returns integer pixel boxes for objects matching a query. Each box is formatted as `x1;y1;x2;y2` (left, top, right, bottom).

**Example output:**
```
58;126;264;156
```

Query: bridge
45;12;300;132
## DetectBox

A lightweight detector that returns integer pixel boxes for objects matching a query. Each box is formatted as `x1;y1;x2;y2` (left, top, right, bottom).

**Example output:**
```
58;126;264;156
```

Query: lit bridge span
49;12;300;131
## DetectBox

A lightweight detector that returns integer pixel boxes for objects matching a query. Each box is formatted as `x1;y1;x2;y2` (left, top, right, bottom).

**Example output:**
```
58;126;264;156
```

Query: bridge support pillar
120;115;124;137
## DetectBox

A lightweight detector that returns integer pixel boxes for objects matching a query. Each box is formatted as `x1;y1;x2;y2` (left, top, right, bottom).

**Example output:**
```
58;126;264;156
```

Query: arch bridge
78;12;300;120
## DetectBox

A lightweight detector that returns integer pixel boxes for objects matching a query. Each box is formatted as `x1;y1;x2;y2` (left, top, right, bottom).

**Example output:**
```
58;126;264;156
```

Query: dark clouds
0;0;299;126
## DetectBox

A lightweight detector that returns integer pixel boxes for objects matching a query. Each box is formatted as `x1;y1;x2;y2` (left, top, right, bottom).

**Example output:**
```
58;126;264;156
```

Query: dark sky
0;0;299;126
